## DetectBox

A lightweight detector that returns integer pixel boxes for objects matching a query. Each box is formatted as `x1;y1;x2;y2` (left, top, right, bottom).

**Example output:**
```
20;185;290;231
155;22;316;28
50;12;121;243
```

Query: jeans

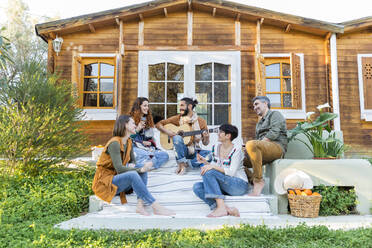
133;147;169;169
172;135;211;168
112;170;155;205
193;170;250;210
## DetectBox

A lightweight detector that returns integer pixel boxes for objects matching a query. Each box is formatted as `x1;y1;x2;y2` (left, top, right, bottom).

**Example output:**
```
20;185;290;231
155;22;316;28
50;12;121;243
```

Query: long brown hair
113;115;131;137
129;97;154;128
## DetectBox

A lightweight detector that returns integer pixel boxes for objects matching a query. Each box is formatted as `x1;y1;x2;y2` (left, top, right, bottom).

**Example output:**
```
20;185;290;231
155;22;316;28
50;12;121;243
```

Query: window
80;58;116;109
357;54;372;121
138;51;241;130
256;53;306;119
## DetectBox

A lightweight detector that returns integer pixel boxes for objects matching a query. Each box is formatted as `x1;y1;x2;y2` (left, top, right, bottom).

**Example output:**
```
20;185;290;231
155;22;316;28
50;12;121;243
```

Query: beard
181;108;189;116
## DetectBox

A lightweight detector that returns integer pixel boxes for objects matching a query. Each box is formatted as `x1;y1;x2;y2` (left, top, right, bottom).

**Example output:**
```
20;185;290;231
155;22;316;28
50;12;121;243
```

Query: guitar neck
182;128;216;137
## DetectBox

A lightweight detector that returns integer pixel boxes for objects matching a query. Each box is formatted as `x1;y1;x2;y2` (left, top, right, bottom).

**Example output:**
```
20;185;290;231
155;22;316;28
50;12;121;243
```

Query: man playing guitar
156;97;210;175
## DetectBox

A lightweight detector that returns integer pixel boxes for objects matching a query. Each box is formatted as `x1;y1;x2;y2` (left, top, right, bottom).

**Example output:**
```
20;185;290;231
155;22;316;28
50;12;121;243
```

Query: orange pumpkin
288;190;295;195
303;189;312;195
295;189;302;195
312;192;321;196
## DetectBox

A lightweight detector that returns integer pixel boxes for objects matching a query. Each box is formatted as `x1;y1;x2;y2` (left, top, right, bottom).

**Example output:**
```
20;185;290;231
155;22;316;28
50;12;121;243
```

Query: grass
0;165;371;248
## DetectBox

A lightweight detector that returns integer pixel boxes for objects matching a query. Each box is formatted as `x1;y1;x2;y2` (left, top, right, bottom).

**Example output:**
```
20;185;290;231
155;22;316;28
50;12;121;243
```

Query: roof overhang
35;0;344;41
340;16;372;33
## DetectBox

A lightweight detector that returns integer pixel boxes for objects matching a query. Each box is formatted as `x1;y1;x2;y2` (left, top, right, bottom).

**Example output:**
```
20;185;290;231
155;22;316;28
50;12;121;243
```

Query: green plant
314;184;357;216
0;60;89;175
289;103;345;158
0;27;13;71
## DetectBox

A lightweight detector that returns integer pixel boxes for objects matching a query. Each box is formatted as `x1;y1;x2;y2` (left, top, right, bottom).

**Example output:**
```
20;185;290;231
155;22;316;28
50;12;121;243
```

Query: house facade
35;0;372;155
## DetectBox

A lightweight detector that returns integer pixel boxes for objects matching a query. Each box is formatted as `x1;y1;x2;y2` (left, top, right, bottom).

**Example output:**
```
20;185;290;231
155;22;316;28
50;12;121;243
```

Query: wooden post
118;20;124;115
138;16;144;46
47;39;55;73
330;33;341;131
187;11;193;46
256;19;261;54
235;19;240;46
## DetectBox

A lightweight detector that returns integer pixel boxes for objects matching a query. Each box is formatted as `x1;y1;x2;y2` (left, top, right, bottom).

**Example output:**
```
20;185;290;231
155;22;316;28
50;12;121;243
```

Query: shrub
314;184;357;216
0;60;89;175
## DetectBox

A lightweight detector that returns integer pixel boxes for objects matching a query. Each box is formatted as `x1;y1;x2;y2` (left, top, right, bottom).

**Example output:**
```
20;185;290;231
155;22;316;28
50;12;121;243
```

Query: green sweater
255;110;288;152
107;141;141;174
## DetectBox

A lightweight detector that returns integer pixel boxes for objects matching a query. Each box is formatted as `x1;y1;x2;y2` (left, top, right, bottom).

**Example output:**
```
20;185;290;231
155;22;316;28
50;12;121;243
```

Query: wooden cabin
35;0;372;155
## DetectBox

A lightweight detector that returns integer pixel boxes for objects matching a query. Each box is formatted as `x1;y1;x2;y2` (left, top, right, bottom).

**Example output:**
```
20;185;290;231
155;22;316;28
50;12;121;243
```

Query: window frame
357;54;372;121
78;54;118;120
138;51;241;131
262;53;306;119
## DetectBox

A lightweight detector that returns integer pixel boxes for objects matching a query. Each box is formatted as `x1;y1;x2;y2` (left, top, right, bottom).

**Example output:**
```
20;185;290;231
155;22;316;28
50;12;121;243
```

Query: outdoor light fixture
52;35;63;55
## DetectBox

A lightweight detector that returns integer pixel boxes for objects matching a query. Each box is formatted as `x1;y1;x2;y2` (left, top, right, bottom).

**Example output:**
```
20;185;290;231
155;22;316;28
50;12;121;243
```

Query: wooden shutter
255;52;266;96
290;53;302;109
362;57;372;109
71;51;81;105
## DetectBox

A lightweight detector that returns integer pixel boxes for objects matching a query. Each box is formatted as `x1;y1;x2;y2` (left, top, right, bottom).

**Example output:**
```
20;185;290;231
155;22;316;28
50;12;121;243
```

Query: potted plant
288;103;345;159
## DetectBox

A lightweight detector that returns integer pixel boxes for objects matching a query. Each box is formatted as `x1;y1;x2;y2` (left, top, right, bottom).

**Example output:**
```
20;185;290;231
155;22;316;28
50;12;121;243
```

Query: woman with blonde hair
130;97;169;170
92;115;175;216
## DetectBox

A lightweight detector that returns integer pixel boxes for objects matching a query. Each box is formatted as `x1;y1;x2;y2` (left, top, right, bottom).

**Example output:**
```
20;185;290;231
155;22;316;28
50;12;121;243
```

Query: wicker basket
288;194;322;218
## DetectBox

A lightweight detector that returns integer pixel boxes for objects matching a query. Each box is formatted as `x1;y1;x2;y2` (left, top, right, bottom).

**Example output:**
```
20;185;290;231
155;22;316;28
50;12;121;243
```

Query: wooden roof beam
212;8;216;17
115;16;120;26
325;32;332;40
163;8;168;17
88;24;95;33
235;13;241;22
260;18;264;24
188;0;192;11
285;24;291;33
139;13;144;22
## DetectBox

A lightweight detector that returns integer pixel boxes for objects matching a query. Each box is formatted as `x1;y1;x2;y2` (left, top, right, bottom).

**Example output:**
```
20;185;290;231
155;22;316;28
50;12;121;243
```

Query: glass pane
167;83;184;103
266;79;281;92
167;104;178;118
84;78;97;91
100;78;114;92
149;63;165;81
167;63;184;81
196;82;212;103
148;82;165;102
284;78;292;91
283;93;292;108
83;93;97;107
150;104;165;123
214;105;230;125
215;82;230;102
99;94;113;107
84;63;98;76
266;94;281;108
195;104;212;125
195;63;212;81
282;63;291;76
266;63;280;77
100;63;114;76
214;63;230;80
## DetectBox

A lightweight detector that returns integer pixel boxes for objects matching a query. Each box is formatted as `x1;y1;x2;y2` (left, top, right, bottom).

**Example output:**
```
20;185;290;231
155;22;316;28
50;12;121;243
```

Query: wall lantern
52;36;63;55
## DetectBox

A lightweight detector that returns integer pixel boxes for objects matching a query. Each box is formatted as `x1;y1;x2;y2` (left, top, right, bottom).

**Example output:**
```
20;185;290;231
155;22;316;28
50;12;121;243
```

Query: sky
0;0;371;24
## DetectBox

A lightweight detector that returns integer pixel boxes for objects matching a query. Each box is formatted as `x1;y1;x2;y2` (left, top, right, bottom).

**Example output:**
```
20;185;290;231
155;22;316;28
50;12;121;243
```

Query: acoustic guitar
160;123;219;150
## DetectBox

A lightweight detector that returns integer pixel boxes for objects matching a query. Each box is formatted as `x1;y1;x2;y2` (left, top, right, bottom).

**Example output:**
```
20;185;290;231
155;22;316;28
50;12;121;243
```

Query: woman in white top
194;124;251;217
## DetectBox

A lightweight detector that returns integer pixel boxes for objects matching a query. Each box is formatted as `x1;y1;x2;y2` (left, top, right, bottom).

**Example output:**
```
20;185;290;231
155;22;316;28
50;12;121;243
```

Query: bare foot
136;206;150;216
152;202;176;216
175;162;187;175
226;206;240;217
207;207;228;218
248;180;265;196
140;161;154;173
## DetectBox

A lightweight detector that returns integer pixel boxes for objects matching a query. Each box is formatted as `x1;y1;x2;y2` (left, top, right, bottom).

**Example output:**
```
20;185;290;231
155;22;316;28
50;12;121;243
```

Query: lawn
0;165;371;248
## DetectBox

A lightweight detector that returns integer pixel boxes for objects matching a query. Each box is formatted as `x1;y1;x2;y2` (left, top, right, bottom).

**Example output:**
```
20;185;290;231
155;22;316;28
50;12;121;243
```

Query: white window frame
138;51;242;133
262;53;306;119
357;54;372;121
79;53;118;121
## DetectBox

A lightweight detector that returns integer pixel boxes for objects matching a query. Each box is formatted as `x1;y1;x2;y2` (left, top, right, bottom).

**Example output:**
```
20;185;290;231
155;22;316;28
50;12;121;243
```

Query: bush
314;184;357;216
0;60;89;175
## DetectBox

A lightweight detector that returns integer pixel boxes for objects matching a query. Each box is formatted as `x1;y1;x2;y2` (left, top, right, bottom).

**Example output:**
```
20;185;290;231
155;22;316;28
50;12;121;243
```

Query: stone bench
264;132;372;214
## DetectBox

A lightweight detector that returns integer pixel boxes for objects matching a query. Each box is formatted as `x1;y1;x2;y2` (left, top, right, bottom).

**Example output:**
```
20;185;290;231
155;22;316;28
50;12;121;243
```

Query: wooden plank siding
337;31;372;155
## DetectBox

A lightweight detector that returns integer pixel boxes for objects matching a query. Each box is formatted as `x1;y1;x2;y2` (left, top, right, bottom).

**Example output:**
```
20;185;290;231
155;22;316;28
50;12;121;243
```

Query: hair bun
193;99;198;105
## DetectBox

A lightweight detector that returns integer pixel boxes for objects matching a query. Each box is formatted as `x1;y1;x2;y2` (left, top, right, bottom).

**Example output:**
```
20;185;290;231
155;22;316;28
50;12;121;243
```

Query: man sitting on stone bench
244;96;288;196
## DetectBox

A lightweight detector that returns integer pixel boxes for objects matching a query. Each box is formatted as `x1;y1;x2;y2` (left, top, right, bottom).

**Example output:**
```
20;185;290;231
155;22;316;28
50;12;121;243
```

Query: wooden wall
52;9;332;147
337;29;372;155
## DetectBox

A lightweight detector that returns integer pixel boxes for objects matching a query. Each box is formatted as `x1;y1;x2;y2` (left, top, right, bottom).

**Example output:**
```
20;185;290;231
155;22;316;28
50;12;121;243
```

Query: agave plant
289;103;345;158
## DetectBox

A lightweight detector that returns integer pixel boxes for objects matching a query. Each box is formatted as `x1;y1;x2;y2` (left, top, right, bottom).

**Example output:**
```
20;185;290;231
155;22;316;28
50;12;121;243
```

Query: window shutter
362;57;372;109
290;53;302;109
71;51;81;105
255;54;266;96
